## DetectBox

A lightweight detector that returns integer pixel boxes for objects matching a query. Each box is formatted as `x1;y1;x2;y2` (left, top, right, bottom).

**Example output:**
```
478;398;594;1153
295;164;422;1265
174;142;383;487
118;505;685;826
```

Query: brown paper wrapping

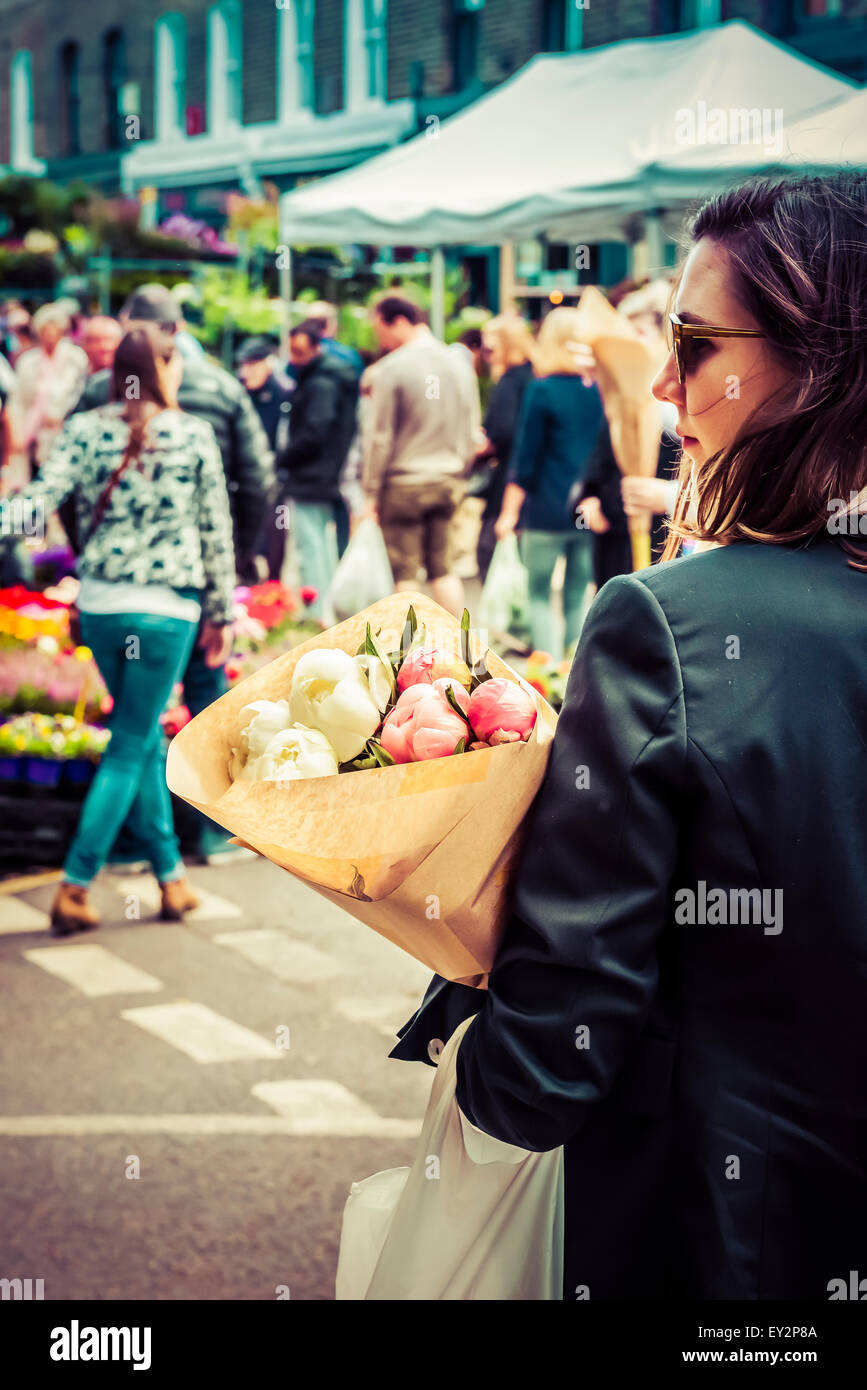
574;286;667;569
166;592;557;988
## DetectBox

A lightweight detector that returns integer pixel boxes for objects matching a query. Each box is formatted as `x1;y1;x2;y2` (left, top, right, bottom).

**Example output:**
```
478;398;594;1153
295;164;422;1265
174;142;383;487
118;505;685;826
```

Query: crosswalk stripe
214;929;341;983
333;993;421;1039
0;1113;422;1137
250;1079;421;1137
120;1001;278;1063
112;877;243;922
23;944;163;996
0;896;51;936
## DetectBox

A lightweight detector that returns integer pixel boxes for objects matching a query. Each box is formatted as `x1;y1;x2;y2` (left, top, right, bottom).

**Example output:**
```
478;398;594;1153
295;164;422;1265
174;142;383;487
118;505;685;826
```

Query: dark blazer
392;535;867;1299
279;352;358;504
509;373;604;532
72;357;275;566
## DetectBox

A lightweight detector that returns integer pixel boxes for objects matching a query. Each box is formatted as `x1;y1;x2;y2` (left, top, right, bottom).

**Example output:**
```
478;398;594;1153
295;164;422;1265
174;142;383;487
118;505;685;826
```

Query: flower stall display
166;592;557;986
524;651;572;713
227;582;322;684
0;713;110;789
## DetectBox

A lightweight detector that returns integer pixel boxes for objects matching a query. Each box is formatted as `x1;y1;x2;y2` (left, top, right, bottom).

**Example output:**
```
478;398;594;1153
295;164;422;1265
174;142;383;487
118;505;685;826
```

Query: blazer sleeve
455;573;688;1152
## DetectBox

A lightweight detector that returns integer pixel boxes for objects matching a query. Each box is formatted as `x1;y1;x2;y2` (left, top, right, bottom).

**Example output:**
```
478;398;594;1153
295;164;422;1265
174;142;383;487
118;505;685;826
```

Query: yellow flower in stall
74;646;93;662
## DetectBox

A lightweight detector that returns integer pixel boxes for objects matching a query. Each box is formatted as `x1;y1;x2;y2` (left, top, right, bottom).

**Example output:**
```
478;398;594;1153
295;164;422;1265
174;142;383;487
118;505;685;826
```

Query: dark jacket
479;360;534;520
393;535;867;1299
244;370;293;457
280;351;358;504
509;373;604;532
579;422;681;587
72;357;275;566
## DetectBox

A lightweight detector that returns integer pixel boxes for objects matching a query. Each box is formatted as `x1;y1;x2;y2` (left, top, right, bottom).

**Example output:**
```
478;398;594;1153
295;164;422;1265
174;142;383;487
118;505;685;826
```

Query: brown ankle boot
159;876;200;921
51;882;100;937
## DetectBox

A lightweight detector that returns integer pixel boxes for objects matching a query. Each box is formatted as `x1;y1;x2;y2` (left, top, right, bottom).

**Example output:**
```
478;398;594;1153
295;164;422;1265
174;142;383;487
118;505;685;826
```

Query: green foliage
184;268;286;350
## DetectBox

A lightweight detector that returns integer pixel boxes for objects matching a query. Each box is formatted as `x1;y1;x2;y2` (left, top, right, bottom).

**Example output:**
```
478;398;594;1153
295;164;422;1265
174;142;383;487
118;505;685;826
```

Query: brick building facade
0;0;863;296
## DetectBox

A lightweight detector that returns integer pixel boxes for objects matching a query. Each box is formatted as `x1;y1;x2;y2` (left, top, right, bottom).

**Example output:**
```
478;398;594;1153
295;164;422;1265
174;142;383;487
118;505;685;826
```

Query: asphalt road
0;855;437;1301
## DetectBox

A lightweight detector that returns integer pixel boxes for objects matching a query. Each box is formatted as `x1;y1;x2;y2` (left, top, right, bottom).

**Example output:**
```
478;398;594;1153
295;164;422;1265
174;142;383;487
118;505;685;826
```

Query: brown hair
662;171;867;567
110;324;174;468
373;294;426;326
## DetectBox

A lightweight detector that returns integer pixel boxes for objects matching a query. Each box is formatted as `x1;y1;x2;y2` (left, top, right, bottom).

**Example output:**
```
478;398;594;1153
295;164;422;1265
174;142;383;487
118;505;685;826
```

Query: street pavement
0;855;438;1300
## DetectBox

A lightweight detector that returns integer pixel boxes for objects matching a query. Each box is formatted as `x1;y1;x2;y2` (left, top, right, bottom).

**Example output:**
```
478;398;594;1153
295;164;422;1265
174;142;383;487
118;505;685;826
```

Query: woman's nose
652;350;683;406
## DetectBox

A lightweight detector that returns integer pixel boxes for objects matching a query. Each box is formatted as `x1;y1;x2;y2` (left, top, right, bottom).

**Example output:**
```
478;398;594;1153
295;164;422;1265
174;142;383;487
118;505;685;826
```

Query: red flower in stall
300;587;318;607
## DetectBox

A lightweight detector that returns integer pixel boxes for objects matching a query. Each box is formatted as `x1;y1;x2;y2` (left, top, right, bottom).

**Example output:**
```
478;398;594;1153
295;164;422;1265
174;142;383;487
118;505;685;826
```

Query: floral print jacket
24;405;237;624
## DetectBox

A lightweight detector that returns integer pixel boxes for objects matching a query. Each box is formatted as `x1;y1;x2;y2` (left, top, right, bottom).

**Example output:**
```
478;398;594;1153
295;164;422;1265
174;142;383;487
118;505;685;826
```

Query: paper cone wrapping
574;287;667;567
166;592;557;987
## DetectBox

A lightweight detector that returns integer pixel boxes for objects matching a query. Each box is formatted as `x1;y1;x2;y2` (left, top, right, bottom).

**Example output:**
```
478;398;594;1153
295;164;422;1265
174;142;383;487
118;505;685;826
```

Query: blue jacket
509;373;604;532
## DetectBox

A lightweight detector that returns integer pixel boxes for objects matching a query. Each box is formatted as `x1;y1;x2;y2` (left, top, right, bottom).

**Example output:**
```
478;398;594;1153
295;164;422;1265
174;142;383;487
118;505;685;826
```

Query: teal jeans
63;606;200;887
519;529;595;659
291;500;339;618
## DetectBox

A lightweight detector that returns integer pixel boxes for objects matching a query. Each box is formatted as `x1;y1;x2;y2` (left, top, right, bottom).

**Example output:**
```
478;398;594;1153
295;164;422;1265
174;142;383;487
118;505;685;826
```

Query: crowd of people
0;277;678;935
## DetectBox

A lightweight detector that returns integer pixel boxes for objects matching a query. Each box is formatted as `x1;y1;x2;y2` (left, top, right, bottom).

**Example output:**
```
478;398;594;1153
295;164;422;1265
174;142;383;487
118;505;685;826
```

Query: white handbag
335;1016;565;1300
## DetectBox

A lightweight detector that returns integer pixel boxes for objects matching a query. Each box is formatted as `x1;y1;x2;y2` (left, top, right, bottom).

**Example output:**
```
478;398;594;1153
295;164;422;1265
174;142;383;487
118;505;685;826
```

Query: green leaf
444;683;476;743
367;739;396;767
365;624;397;687
460;607;471;669
452;737;466;756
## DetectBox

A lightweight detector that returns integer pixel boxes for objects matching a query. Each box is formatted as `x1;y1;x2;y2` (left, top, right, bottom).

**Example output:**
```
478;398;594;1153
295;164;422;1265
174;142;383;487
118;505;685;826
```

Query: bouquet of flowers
167;593;557;985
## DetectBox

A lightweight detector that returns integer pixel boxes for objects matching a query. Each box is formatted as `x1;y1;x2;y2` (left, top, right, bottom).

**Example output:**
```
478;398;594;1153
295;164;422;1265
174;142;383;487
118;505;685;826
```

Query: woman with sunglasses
4;325;236;934
393;171;867;1300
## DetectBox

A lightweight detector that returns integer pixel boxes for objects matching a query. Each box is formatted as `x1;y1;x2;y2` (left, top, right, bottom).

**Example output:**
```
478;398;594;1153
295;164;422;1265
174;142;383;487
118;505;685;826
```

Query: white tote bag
335;1017;564;1300
325;517;395;622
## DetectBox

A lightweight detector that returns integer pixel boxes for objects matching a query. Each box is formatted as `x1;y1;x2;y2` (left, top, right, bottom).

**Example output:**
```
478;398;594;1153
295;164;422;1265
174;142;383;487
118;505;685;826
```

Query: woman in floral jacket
7;324;236;934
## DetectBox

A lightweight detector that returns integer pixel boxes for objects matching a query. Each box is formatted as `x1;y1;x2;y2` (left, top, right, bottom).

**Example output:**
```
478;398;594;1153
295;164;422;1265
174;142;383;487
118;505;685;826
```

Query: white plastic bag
326;518;394;621
478;533;530;639
335;1016;564;1300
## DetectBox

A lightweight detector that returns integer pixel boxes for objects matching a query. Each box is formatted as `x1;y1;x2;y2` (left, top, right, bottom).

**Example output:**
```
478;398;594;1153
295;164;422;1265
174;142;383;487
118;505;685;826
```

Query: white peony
354;652;395;714
248;725;339;782
289;649;380;763
229;699;293;779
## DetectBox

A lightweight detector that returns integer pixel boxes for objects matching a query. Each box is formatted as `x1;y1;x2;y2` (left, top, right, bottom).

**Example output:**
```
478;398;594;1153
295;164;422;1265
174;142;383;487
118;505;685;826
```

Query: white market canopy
278;21;855;248
647;82;867;192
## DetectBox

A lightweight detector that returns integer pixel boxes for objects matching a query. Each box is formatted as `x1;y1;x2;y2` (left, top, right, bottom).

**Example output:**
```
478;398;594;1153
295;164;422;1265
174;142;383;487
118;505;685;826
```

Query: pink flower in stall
467;678;537;743
300;586;319;606
380;684;469;764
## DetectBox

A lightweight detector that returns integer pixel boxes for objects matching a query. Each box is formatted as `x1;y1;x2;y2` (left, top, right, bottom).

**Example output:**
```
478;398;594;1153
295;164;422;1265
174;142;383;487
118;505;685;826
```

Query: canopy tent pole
499;242;516;314
430;246;446;340
631;208;666;280
278;200;294;346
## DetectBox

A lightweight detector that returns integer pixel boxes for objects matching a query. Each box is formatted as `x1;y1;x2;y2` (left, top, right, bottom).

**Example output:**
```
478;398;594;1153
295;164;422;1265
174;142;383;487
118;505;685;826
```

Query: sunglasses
669;312;764;385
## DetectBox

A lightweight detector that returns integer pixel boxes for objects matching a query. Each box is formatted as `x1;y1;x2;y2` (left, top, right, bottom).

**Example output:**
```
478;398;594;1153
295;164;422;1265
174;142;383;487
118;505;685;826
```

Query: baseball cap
121;284;182;330
235;335;279;366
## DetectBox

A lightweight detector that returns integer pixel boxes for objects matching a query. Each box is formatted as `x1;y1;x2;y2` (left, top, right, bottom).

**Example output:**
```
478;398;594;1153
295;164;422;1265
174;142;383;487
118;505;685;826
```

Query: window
801;0;842;14
208;0;243;134
10;50;35;169
344;0;386;109
542;0;584;51
453;0;484;92
363;0;387;101
155;14;187;140
656;0;721;29
59;41;80;156
103;28;126;149
278;0;314;119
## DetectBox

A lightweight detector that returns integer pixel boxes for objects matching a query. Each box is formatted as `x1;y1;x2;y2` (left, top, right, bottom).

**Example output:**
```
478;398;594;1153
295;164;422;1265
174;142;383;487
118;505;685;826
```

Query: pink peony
396;646;472;693
467;678;537;743
380;684;469;763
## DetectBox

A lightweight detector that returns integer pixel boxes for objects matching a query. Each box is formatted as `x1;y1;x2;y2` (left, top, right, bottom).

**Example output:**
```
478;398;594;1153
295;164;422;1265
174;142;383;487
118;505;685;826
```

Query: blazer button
427;1038;444;1063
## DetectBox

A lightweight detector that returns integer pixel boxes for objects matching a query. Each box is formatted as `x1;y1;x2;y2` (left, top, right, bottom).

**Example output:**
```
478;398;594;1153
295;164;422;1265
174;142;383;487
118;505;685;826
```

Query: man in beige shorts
363;296;481;617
